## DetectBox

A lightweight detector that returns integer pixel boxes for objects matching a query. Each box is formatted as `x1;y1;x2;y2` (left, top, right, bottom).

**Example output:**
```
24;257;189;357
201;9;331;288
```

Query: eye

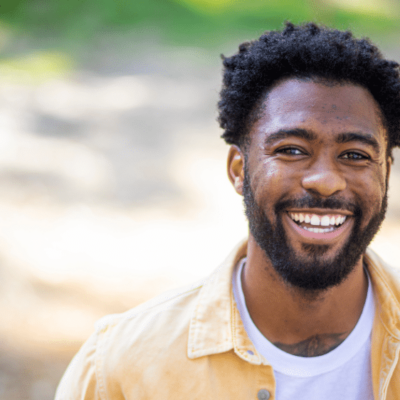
277;147;304;155
341;151;369;160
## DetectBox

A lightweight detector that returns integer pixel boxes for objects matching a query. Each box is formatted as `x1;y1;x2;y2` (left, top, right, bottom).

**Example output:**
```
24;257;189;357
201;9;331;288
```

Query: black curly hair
218;22;400;155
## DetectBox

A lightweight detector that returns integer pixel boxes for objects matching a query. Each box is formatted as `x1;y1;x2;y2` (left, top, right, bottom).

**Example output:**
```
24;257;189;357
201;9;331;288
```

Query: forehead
251;78;387;144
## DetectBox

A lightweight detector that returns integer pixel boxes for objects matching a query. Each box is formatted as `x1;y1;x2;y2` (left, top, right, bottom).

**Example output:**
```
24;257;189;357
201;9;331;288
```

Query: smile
284;210;354;241
288;212;347;233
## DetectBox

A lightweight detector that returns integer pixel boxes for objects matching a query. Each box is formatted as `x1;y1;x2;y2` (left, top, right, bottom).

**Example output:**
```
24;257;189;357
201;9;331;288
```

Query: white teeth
303;226;335;233
310;215;321;226
321;216;330;226
289;212;348;228
335;216;346;225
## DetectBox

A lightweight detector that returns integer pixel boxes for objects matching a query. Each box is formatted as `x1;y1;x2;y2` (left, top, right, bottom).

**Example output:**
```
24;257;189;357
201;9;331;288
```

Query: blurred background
0;0;399;398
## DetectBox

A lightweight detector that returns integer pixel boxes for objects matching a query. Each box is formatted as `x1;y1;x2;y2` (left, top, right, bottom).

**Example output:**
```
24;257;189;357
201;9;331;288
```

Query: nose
301;161;346;197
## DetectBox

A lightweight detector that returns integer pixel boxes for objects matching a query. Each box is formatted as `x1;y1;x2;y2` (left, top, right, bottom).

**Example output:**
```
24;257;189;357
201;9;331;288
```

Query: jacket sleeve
54;331;104;400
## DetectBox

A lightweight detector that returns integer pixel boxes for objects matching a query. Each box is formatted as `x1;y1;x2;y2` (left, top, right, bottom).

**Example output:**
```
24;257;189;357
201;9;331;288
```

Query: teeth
289;212;348;227
321;216;330;226
303;226;335;233
310;215;321;226
335;216;346;225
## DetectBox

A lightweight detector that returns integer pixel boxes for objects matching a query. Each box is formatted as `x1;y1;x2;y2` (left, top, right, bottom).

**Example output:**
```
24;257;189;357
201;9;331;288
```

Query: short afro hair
218;22;400;154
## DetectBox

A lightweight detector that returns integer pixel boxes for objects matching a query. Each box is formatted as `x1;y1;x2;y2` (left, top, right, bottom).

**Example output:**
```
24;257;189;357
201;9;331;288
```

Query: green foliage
1;0;399;47
0;50;73;83
0;0;25;15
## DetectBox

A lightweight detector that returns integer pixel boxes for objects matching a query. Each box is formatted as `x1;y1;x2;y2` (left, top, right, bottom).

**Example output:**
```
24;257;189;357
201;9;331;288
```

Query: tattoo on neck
273;332;348;357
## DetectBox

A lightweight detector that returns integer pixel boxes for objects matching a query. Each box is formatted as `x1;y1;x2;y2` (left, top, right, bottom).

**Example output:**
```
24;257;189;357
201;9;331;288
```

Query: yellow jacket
55;241;400;400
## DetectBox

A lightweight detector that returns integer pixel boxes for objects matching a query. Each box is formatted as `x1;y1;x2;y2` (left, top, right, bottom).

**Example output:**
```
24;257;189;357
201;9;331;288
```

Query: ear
387;155;392;181
227;145;245;195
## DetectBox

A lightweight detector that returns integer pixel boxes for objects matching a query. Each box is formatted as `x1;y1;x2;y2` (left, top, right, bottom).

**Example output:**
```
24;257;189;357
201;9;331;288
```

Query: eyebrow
335;132;381;153
264;129;317;145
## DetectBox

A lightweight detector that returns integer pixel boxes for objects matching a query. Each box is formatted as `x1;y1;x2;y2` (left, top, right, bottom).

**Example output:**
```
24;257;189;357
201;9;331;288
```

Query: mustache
275;196;361;216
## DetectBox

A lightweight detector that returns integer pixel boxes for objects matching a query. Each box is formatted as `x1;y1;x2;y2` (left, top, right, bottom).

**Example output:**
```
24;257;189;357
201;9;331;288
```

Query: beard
243;166;388;292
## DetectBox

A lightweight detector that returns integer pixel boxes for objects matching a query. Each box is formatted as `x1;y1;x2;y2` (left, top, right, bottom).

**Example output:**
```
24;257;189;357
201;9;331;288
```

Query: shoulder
55;240;247;399
366;248;400;291
55;280;205;399
365;249;400;328
96;279;204;354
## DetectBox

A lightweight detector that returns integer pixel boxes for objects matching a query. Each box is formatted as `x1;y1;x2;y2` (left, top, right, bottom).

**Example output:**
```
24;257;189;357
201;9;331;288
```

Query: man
55;22;400;399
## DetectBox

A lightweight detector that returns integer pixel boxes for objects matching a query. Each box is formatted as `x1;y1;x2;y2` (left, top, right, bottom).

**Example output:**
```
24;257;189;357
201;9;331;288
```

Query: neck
242;235;368;356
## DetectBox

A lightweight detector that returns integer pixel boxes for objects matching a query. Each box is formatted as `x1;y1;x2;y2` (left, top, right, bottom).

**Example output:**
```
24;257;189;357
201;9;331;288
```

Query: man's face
239;78;390;291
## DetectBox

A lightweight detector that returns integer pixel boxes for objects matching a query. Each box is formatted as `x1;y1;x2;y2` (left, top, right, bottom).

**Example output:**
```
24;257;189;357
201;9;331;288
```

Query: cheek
349;171;387;218
252;160;294;202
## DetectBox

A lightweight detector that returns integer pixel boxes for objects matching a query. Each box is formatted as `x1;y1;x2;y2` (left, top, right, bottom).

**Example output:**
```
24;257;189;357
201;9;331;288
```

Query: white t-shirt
232;258;374;400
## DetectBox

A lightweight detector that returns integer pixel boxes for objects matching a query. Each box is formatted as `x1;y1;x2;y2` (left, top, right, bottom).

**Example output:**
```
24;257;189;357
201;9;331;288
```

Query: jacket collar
187;241;400;361
365;248;400;340
187;240;247;360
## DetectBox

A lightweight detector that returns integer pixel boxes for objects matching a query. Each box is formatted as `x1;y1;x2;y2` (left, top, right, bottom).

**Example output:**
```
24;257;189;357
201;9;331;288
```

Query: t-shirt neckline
232;258;375;377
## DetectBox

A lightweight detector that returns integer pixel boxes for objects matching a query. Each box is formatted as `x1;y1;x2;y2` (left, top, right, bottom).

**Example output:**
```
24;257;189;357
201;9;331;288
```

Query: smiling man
56;23;400;400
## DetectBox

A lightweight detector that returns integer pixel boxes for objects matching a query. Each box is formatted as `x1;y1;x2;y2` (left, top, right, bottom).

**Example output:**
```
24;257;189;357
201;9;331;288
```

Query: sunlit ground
0;39;399;399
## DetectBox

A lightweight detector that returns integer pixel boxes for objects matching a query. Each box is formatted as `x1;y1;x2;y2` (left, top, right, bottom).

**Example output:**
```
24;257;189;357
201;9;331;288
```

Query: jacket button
257;389;270;400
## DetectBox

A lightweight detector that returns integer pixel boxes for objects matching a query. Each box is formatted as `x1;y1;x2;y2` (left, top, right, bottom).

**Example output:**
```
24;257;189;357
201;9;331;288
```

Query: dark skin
228;79;391;357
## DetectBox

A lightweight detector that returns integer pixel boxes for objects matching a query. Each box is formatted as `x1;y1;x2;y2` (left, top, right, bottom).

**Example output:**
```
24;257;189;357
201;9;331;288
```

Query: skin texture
227;78;391;356
273;332;347;357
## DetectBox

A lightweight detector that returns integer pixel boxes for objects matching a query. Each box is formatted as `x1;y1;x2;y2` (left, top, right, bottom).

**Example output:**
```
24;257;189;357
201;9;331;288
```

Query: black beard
243;166;388;292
